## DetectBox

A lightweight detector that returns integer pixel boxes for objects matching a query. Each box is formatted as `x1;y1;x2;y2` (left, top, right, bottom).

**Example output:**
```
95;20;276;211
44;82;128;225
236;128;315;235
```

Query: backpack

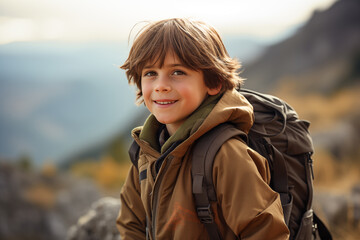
128;89;332;240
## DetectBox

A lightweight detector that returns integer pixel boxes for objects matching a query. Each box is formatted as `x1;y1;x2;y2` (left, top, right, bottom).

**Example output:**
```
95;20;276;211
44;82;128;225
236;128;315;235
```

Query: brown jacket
117;89;290;239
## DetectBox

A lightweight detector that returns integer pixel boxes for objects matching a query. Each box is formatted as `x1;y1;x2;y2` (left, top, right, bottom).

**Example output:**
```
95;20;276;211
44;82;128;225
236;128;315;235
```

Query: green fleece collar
139;93;223;153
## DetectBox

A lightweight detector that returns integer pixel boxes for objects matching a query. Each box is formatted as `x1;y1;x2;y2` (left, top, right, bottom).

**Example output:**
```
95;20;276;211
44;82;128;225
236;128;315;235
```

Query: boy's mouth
154;100;177;105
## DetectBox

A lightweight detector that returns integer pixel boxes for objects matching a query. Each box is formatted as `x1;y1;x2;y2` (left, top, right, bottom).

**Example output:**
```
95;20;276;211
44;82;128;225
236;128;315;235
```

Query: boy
116;18;289;239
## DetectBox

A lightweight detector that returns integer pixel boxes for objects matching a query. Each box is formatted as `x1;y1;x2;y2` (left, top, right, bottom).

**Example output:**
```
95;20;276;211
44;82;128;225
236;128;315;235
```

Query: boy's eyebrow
143;63;185;69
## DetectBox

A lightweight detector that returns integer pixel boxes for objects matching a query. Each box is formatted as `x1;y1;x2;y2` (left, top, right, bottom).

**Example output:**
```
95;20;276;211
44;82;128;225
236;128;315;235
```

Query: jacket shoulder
213;137;271;185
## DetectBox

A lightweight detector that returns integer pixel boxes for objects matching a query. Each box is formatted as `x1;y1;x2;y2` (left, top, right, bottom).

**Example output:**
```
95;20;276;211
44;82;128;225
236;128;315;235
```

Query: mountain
242;0;360;93
0;42;140;165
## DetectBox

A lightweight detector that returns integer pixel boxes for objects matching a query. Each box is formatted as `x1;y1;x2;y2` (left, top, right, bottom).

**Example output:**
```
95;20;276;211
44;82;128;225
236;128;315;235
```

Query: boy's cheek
142;97;152;111
141;85;152;100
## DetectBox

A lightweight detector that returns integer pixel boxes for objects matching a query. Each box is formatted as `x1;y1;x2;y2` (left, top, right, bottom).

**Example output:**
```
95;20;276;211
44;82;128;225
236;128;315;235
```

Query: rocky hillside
242;0;360;94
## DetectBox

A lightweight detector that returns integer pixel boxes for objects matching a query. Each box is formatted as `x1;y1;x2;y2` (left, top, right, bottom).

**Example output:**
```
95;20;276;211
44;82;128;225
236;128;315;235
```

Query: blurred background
0;0;359;239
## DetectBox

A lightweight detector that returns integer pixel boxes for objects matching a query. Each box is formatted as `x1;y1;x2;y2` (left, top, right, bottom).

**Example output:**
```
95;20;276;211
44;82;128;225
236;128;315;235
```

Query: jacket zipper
151;155;173;240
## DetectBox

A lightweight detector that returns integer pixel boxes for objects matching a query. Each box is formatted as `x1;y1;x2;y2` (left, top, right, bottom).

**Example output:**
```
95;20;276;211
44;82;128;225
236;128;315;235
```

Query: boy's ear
207;85;222;96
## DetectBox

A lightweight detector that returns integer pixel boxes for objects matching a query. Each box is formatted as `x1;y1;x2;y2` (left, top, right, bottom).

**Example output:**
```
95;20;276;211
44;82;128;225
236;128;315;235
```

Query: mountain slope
242;0;360;93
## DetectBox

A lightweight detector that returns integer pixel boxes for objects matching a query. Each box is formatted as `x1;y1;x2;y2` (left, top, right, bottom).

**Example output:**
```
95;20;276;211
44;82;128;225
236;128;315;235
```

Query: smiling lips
154;100;178;105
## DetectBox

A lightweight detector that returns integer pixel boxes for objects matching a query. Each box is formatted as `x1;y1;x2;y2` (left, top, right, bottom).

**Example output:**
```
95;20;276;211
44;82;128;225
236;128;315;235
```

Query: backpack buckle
197;205;214;224
312;222;318;238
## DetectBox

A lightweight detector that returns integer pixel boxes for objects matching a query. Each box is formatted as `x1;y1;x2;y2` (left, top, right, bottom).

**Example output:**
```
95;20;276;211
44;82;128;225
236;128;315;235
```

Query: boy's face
141;52;220;135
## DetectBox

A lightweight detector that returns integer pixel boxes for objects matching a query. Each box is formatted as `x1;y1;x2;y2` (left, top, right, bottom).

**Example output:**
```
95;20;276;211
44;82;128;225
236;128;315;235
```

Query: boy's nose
155;75;171;92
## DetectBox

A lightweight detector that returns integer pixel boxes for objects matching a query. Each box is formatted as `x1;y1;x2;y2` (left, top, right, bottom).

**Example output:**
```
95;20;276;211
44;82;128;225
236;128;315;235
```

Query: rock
67;197;121;240
0;162;103;240
313;182;360;228
313;191;349;227
312;121;359;160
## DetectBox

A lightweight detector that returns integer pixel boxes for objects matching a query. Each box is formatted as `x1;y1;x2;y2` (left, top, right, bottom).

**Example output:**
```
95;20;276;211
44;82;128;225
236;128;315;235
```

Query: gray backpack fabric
128;89;332;240
191;89;332;240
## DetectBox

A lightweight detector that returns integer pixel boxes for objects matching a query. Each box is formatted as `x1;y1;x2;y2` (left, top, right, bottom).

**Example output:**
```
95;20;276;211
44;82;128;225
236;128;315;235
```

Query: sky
0;0;337;45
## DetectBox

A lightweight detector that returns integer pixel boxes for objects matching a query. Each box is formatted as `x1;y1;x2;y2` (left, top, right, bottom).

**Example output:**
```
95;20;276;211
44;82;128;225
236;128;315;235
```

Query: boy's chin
156;119;170;125
153;117;167;124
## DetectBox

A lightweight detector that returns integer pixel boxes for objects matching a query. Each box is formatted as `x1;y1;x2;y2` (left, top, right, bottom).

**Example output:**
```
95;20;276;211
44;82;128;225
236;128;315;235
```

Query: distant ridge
242;0;360;93
60;107;150;169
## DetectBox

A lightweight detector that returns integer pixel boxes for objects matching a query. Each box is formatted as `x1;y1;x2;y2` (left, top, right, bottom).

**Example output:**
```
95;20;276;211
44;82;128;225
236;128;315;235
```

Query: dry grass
70;155;131;191
334;224;360;240
23;184;56;209
313;148;360;192
275;83;360;131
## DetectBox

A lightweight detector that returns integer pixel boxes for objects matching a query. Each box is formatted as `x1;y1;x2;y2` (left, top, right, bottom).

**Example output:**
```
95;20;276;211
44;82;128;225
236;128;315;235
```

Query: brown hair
121;18;243;103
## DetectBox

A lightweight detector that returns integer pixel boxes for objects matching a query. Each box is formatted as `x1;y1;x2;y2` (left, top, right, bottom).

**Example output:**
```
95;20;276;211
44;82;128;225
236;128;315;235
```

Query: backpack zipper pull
307;153;315;180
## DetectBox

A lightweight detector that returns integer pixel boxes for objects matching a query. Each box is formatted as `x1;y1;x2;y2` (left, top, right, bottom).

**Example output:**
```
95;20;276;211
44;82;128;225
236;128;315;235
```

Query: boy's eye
173;70;185;76
143;71;156;77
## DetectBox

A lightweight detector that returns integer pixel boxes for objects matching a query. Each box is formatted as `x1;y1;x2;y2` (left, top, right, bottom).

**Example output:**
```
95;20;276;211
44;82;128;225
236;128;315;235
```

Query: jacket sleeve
213;138;290;240
116;165;147;240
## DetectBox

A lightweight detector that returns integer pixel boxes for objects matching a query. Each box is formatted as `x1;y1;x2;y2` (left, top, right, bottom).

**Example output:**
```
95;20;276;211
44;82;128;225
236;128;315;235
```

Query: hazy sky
0;0;336;44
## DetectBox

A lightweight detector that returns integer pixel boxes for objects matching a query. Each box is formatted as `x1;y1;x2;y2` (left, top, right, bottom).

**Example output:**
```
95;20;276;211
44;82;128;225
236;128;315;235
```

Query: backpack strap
314;212;333;240
248;132;292;225
129;140;140;168
268;143;293;225
128;140;150;239
191;123;247;240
